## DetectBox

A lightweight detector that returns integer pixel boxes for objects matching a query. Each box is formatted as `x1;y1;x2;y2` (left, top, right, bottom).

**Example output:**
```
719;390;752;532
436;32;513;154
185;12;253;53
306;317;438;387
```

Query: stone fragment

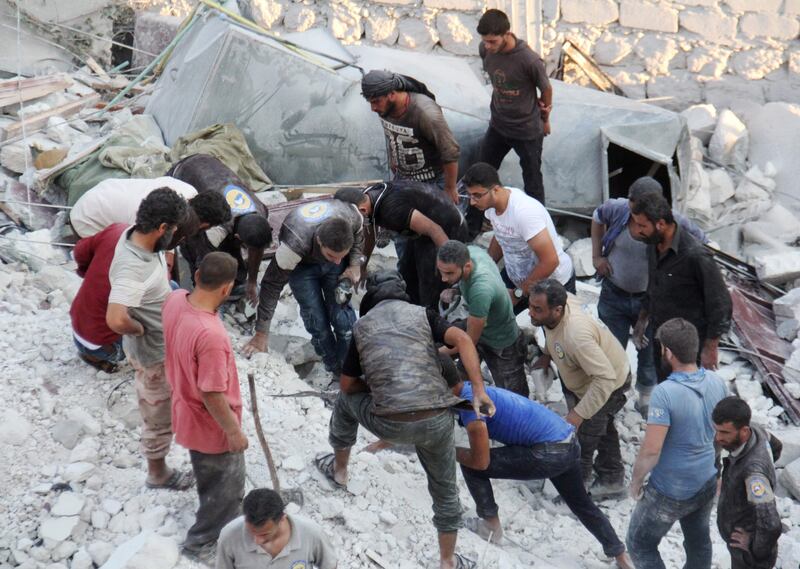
366;9;398;45
39;516;79;542
687;46;730;79
249;0;286;29
327;2;362;43
732;49;784;80
397;19;438;51
681;104;718;144
0;409;32;446
91;509;110;529
62;462;95;483
708;109;748;169
707;169;735;205
735;165;775;202
778;319;799;341
51;540;77;561
561;0;618;25
88;541;114;566
592;34;633;65
646;73;703;111
725;0;781;11
126;534;180;569
69;437;99;463
741;13;799;40
704;77;766;109
774;428;800;467
634;36;678;75
424;0;482;9
71;548;92;569
780;457;800;501
565;238;593;278
102;498;123;516
140;506;168;531
680;8;737;42
318;497;343;519
281;454;305;471
620;1;678;32
283;4;317;32
380;510;398;525
436;12;480;56
0;142;33;174
51;493;85;517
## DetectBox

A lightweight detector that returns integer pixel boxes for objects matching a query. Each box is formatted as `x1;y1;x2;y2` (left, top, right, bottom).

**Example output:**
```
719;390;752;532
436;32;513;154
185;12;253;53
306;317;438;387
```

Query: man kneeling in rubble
316;271;495;569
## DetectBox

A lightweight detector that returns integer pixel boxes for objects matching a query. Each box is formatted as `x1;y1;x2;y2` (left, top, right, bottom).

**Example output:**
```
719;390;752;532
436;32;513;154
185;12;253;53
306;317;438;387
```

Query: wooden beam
0;94;101;142
0;75;71;109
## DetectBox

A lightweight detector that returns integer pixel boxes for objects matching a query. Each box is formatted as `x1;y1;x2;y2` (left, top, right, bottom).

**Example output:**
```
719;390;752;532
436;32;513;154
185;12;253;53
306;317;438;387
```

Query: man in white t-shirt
463;162;574;312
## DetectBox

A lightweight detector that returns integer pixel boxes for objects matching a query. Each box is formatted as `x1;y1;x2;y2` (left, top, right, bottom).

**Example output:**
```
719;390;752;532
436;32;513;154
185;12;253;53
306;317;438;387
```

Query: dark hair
462;162;501;190
655;318;699;364
189;191;232;227
317;217;354;252
530;278;567;308
197;252;238;289
334;187;368;207
135;187;189;234
712;396;752;430
242;488;285;527
477;9;510;35
630;191;674;225
237;213;272;249
627;176;664;205
437;240;470;267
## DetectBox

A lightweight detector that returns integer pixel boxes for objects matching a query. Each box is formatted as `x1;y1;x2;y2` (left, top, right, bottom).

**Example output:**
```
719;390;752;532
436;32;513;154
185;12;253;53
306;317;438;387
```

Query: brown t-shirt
480;38;550;140
379;92;460;183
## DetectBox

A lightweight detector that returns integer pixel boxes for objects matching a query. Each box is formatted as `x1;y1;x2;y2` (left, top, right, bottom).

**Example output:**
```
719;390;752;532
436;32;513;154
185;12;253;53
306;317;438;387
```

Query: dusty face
368;94;397;118
437;260;464;286
481;33;510;54
466;184;495;211
528;293;561;328
630;212;662;244
714;421;749;451
321;245;349;265
246;517;283;546
154;224;177;252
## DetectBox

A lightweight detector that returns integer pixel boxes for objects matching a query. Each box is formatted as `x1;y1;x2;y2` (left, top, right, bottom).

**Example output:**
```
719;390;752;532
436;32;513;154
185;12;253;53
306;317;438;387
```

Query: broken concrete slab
779;456;800;501
708;109;749;171
132;12;181;70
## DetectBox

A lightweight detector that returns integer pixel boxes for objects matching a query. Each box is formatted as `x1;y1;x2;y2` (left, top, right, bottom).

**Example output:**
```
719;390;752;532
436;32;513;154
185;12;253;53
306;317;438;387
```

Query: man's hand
472;389;496;418
342;265;361;286
532;354;552;370
438;345;458;357
729;527;751;552
446;186;460;206
440;288;459;305
225;428;249;453
630;478;644;501
632;317;650;350
245;281;258;307
243;331;269;358
542;120;551;136
565;409;584;428
593;256;612;278
700;340;719;370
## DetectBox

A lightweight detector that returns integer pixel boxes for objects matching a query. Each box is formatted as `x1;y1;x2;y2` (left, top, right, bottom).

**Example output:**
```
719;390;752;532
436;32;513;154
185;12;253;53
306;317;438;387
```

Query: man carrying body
630;192;732;379
627;318;728;569
454;380;632;568
106;188;193;490
162;252;248;560
317;271;494;569
436;240;528;397
713;397;783;569
592;176;709;415
216;488;337;569
463;162;573;313
361;70;460;205
476;9;553;204
243;200;364;380
529;279;630;496
334;181;467;307
169;154;272;304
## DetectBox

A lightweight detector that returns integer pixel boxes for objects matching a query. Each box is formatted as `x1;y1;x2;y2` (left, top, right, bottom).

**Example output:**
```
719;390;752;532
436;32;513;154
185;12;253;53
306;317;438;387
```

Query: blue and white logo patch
224;184;257;215
299;201;332;222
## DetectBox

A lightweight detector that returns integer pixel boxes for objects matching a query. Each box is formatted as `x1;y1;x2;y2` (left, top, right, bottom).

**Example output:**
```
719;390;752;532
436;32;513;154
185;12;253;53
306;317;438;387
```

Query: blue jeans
73;335;125;363
597;280;656;394
626;476;717;569
288;261;356;373
460;438;625;557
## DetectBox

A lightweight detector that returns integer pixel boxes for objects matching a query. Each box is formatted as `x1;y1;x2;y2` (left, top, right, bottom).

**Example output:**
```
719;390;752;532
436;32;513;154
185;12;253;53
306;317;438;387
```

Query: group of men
64;6;785;569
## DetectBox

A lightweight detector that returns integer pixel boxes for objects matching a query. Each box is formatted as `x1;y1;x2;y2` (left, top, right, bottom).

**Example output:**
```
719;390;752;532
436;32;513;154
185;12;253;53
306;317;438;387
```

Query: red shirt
162;290;242;454
70;223;127;346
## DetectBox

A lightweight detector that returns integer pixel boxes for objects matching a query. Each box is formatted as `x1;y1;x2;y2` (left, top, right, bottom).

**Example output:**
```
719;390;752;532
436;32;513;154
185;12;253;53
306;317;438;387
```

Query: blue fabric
646;368;728;500
73;336;125;363
457;383;572;446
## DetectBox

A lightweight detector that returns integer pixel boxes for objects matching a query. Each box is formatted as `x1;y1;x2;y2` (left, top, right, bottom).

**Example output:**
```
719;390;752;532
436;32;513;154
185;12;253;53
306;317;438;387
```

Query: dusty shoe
182;542;216;566
590;477;626;500
634;393;651;419
463;517;503;544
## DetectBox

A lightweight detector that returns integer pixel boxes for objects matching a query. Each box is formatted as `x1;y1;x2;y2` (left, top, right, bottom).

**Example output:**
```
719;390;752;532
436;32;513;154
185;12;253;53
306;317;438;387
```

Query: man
630;192;732;379
106;188;193;490
317;271;494;569
71;223;127;373
592;177;709;415
627;318;728;569
436;240;528;397
713;397;783;569
529;279;630;495
162;252;248;560
453;380;633;568
361;70;460;205
463;162;573;313
169;154;272;304
334;181;467;307
476;9;553;204
216;488;337;569
243;199;364;381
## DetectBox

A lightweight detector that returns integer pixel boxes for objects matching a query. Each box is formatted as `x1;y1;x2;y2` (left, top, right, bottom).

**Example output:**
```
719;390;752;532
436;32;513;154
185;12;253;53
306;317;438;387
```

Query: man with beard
627;318;728;569
629;192;731;381
528;279;630;496
361;70;460;205
106;188;194;491
713;397;783;569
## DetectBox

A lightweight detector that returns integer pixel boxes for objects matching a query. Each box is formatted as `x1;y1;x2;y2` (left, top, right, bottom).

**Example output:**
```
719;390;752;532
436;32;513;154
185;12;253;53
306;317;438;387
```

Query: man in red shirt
162;252;248;560
71;223;127;372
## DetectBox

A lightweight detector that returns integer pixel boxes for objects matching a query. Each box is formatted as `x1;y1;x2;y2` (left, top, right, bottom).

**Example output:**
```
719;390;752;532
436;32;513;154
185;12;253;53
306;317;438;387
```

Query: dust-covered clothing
129;356;173;460
379;92;460;183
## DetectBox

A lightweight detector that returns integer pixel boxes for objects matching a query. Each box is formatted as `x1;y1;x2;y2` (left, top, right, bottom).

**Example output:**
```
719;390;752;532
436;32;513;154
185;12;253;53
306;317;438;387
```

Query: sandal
145;469;195;491
314;453;346;489
78;353;119;374
454;553;477;569
463;517;503;544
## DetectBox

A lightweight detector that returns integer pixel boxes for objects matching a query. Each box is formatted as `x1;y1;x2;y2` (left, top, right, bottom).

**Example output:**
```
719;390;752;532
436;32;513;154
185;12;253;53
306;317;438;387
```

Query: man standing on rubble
163;252;247;561
106;188;194;491
317;271;494;569
591;176;708;415
629;192;732;379
463;162;574;312
242;199;364;381
334;181;467;307
529;279;630;496
436;240;529;397
361;70;461;205
476;9;553;204
169;154;272;304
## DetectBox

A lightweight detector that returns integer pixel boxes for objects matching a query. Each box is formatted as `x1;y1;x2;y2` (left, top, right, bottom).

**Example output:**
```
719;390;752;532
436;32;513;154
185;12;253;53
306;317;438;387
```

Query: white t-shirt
485;187;573;287
70;177;197;238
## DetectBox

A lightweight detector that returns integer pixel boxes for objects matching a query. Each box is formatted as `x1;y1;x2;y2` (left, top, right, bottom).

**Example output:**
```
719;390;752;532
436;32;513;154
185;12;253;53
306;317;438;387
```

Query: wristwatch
514;288;524;299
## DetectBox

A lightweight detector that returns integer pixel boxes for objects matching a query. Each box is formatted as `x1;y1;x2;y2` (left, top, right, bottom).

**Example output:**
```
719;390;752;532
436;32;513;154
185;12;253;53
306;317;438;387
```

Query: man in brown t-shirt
476;9;553;204
361;70;461;206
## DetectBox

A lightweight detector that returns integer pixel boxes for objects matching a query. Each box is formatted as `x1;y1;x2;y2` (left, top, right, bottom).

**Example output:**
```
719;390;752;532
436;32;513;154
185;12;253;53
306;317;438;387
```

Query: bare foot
615;552;634;569
363;440;394;454
463;517;503;544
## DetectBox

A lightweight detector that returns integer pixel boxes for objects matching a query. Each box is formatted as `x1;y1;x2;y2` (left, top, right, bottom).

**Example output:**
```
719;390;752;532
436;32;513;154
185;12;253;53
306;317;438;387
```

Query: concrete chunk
779;457;800;501
620;1;678;32
680;8;738;42
741;13;800;40
561;0;619;25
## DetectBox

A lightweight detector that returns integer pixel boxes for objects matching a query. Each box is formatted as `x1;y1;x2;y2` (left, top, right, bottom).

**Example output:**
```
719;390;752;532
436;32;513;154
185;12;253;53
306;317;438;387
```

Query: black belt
383;408;447;422
603;279;646;298
532;431;576;451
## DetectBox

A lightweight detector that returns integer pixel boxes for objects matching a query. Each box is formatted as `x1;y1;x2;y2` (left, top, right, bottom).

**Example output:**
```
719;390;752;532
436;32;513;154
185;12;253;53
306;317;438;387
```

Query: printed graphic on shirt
554;342;565;360
224;184;257;215
648;407;666;420
746;475;775;504
299;201;332;223
290;561;307;569
491;69;522;105
380;119;435;182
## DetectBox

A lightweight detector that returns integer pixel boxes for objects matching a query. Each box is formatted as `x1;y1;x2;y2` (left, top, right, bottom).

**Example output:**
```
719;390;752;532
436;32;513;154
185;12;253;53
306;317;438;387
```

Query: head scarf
361;70;437;101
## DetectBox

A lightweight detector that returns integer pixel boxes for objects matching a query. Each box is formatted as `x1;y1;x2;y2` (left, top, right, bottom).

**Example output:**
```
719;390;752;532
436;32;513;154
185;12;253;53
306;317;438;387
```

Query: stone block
635;35;679;75
132;12;181;70
741;13;799;40
680;8;738;42
601;65;648;99
775;428;800;467
620;1;678;33
366;9;398;45
646;72;703;111
247;0;287;29
709;108;748;168
424;0;482;9
725;0;781;11
436;12;480;56
397;18;438;51
592;33;633;65
283;4;318;32
704;77;766;110
561;0;619;26
687;46;731;79
787;0;800;15
780;457;800;501
327;2;363;43
765;79;800;104
543;0;560;21
732;49;784;80
682;104;718;144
